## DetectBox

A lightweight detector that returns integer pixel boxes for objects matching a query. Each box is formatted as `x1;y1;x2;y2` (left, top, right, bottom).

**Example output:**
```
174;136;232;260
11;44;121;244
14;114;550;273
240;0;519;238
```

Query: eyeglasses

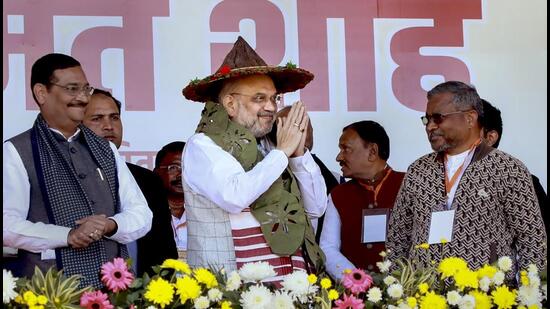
158;164;182;175
50;83;95;97
421;110;472;126
230;92;283;106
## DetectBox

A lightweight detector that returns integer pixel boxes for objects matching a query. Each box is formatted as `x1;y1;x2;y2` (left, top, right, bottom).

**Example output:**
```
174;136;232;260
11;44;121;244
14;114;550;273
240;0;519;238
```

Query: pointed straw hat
182;36;314;103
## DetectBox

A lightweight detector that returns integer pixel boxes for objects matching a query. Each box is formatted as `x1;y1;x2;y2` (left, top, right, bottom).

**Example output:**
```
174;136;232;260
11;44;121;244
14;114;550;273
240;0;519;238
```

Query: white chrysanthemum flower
366;287;383;303
397;303;412;309
388;305;399;309
272;291;295;309
194;296;210;309
542;284;547;301
281;271;316;303
376;260;392;273
527;264;538;274
493;271;505;286
240;285;272;309
226;271;242;291
458;294;475;309
281;271;309;295
528;274;541;288
446;290;462;306
383;275;397;285
497;256;512;272
3;269;18;304
239;262;276;283
387;283;403;299
146;306;157;309
207;288;223;302
517;285;543;307
479;276;491;292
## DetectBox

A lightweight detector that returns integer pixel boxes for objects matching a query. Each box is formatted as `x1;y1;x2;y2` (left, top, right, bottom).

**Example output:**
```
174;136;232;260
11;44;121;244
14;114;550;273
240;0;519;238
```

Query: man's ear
466;110;478;128
485;130;500;147
221;94;237;118
368;143;379;161
33;83;48;106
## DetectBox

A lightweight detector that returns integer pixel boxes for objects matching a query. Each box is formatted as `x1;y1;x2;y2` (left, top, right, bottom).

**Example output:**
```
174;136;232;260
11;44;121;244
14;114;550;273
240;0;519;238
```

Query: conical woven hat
182;36;314;103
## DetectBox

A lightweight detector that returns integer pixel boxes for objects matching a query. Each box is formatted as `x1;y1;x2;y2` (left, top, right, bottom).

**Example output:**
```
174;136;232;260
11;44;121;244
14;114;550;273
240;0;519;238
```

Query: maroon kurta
331;170;405;271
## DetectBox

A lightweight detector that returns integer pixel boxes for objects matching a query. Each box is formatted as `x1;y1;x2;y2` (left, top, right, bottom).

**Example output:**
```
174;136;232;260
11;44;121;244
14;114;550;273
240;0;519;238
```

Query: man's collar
49;127;81;142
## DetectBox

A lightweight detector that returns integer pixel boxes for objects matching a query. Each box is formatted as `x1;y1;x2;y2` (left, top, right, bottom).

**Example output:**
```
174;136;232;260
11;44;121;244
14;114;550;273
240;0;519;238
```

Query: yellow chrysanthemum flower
418;282;429;294
175;276;201;303
320;278;332;289
491;286;517;309
36;295;48;305
477;264;498;280
469;290;493;309
221;300;233;309
144;278;175;308
23;291;37;306
407;297;417;308
160;258;191;274
308;274;318;284
328;289;339;300
194;268;219;288
438;257;469;279
455;269;479;291
419;291;446;309
520;273;530;286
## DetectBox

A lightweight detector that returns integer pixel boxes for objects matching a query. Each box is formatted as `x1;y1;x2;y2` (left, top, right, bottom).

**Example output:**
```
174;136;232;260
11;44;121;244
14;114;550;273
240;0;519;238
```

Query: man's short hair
427;81;484;122
481;99;503;148
155;141;186;169
343;121;390;160
92;89;122;113
30;53;81;103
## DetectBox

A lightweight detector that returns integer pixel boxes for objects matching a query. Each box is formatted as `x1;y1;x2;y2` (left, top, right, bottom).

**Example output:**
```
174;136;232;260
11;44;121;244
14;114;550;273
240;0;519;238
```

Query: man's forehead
234;75;276;91
427;92;455;110
52;66;86;83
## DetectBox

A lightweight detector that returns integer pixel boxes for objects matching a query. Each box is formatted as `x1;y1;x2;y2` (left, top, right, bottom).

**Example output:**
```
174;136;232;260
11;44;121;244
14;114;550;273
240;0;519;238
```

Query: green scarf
195;101;325;270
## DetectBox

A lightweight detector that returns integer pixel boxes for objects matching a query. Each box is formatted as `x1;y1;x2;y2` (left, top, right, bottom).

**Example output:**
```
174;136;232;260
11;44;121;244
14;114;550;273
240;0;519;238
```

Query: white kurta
183;133;327;279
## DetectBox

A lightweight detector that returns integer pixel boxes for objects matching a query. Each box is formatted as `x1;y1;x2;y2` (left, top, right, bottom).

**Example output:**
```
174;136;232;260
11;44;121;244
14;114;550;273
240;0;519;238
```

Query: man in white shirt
181;36;327;281
3;53;152;288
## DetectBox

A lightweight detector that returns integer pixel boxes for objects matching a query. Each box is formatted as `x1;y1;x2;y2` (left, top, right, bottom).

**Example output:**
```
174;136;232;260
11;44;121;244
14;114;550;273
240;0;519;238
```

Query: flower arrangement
331;247;547;309
3;252;547;308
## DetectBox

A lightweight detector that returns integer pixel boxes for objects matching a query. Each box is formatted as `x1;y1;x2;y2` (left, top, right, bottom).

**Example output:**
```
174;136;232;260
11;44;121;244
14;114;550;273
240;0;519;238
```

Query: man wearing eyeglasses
181;36;327;281
153;142;187;260
3;53;152;288
83;89;178;275
387;81;546;278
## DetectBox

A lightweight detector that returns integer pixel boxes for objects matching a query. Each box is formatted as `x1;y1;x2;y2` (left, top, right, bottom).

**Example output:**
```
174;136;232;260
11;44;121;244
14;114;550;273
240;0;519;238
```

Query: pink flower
80;290;114;309
341;269;373;294
100;257;134;292
334;293;365;309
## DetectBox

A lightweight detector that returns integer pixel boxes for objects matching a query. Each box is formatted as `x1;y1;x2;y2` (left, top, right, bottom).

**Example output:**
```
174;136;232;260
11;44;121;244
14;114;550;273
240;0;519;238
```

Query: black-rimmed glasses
421;110;472;126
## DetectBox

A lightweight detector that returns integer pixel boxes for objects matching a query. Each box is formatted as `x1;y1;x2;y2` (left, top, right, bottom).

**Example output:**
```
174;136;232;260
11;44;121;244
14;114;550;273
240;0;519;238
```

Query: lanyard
359;167;393;205
444;139;480;195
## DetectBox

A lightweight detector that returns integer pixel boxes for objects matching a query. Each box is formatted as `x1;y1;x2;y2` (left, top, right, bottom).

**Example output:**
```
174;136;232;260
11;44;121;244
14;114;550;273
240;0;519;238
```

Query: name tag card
428;209;455;244
361;208;389;243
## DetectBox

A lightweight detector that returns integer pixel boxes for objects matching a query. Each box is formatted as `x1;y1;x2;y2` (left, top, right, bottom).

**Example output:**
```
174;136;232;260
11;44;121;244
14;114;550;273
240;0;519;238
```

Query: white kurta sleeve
183;133;289;214
106;142;153;244
3;141;71;252
320;194;356;280
288;150;328;218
